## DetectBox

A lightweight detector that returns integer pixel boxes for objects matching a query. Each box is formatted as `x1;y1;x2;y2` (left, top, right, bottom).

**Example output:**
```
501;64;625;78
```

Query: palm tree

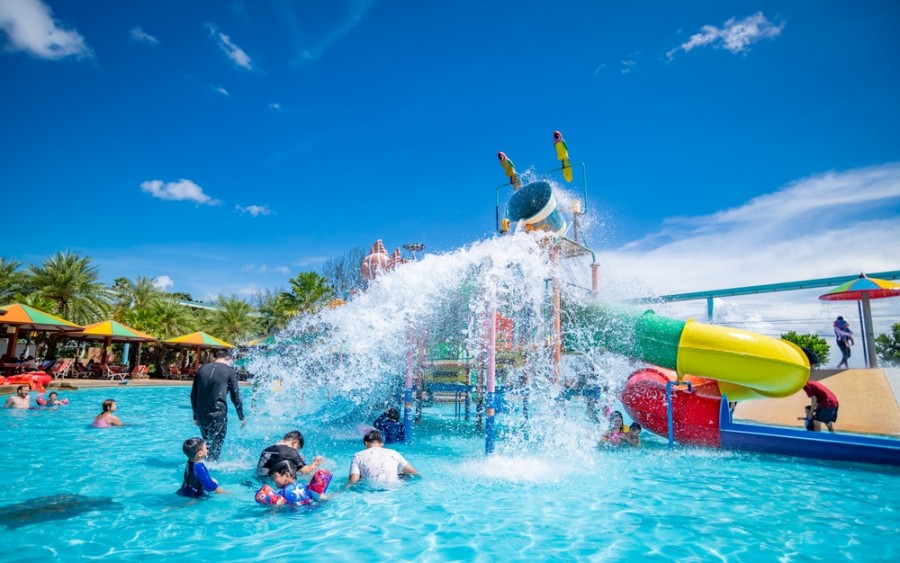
27;251;109;325
254;288;292;334
206;295;260;344
149;296;200;340
110;276;163;329
0;257;24;304
281;271;333;316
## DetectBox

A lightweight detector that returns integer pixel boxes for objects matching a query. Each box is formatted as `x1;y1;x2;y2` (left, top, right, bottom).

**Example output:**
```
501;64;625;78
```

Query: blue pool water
1;386;898;561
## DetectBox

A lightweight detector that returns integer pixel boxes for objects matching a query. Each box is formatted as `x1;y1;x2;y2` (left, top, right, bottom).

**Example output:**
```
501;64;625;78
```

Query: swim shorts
813;407;838;424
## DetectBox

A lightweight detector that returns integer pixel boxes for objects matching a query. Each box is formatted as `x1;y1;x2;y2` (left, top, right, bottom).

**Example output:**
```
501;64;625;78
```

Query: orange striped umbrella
0;304;82;358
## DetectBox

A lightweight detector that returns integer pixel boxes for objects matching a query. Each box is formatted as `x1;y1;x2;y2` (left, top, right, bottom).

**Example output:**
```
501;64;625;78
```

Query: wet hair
837;316;844;321
630;423;642;433
213;349;229;359
17;385;28;393
364;429;384;444
272;460;297;480
102;399;116;412
48;392;58;399
183;437;205;459
386;407;400;422
283;430;304;449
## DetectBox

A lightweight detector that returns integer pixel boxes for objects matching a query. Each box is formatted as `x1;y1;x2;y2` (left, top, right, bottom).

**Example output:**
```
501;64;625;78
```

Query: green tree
281;271;333;316
875;322;900;367
110;276;163;329
0;257;24;304
148;296;199;340
26;251;109;325
320;247;366;298
206;295;260;344
254;288;291;335
781;331;830;367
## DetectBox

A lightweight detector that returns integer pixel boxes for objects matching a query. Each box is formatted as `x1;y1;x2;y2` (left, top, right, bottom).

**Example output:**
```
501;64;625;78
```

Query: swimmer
178;437;223;497
37;391;68;407
621;422;642;447
600;410;627;445
4;385;32;409
92;399;123;428
255;460;329;507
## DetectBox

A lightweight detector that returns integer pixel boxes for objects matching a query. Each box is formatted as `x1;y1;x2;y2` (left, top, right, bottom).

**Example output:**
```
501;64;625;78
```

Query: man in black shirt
190;348;246;461
256;430;323;480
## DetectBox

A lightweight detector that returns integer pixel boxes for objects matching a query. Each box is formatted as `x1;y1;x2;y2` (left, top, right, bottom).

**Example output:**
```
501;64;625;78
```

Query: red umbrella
819;273;900;368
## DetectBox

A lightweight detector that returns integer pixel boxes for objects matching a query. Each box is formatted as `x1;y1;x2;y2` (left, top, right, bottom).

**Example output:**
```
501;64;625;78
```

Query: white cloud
140;179;221;205
153;275;174;290
129;26;158;45
667;12;783;60
290;0;377;63
235;204;271;217
205;23;252;70
620;59;635;74
597;162;900;359
269;102;281;110
0;0;93;60
214;85;229;97
241;264;290;274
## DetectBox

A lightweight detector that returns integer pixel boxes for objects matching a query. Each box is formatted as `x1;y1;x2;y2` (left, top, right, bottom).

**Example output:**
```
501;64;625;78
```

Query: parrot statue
553;131;573;182
497;151;521;189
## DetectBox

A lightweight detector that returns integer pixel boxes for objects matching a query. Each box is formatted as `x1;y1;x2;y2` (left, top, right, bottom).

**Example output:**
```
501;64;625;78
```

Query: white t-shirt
349;447;409;482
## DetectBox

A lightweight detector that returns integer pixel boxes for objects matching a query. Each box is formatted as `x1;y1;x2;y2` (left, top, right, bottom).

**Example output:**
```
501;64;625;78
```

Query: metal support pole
862;293;878;368
666;380;693;448
403;329;414;443
485;290;498;455
551;246;562;384
706;297;714;324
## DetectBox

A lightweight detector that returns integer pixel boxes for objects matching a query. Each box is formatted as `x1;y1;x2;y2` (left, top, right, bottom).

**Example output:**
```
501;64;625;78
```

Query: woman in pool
600;410;627;446
92;399;123;428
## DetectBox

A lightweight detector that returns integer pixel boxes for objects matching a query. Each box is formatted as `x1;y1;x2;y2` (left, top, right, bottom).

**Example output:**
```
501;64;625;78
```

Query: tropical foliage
875;322;900;367
780;331;830;366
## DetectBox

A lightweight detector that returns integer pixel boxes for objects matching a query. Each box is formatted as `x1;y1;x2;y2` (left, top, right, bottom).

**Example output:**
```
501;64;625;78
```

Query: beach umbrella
69;320;157;369
0;304;82;359
819;274;900;368
163;331;233;369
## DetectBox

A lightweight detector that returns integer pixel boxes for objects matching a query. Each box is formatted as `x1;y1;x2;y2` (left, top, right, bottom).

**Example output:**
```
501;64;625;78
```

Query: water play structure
245;131;899;467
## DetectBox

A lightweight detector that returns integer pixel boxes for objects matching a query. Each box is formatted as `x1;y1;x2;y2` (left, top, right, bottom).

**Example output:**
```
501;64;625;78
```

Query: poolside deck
734;368;900;437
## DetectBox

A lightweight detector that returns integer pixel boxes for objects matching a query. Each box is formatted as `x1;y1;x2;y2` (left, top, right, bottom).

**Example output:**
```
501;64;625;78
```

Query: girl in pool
600;410;627;446
92;399;123;428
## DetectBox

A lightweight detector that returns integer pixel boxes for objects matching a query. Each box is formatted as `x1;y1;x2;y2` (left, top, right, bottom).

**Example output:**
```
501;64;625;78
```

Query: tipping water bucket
505;181;568;236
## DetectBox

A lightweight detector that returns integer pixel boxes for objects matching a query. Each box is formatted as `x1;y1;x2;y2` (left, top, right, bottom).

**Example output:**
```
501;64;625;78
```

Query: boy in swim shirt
178;438;224;498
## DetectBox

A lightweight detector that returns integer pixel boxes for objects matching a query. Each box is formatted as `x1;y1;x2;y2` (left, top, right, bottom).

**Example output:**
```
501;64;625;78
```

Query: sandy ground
734;368;900;436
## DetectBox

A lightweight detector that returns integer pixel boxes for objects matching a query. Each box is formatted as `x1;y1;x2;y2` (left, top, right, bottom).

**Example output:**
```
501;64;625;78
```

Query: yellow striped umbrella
163;331;233;369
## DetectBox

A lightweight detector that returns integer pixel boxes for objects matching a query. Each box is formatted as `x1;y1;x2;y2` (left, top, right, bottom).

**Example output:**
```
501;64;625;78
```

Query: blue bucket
505;181;568;236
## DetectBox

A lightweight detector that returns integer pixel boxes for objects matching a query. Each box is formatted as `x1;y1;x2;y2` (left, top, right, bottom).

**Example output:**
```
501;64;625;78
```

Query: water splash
247;226;643;457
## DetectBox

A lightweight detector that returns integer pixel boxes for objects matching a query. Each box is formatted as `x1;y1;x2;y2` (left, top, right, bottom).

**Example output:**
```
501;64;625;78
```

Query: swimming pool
1;386;898;561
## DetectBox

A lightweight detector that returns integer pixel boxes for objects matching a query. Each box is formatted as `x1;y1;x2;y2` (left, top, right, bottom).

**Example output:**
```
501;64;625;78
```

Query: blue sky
1;1;899;351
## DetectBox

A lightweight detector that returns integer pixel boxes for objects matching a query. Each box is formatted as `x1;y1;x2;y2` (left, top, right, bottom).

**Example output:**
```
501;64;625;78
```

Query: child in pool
621;422;642;447
36;391;68;407
255;460;331;507
92;399;123;427
178;438;224;498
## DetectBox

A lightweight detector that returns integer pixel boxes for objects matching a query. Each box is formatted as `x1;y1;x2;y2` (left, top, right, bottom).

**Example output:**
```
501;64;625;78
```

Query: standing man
190;349;246;461
802;380;839;432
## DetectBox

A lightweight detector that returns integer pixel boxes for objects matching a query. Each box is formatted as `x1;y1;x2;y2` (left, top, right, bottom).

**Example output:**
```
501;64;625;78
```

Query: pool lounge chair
47;359;74;379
